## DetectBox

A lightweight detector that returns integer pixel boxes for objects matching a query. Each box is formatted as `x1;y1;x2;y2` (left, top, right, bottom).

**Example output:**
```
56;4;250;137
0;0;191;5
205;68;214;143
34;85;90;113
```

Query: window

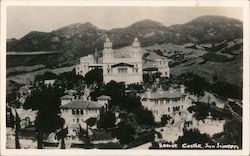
168;107;170;112
77;118;79;123
118;68;128;73
135;68;138;73
72;109;75;115
81;109;83;115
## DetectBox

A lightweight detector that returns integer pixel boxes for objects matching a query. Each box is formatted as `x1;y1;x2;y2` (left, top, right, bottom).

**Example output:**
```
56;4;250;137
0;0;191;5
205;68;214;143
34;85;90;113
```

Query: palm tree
10;107;20;149
14;109;21;149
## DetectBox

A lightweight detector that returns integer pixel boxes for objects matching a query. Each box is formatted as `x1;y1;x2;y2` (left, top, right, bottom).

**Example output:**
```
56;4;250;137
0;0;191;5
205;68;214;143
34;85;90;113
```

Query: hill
7;15;242;68
6;15;243;88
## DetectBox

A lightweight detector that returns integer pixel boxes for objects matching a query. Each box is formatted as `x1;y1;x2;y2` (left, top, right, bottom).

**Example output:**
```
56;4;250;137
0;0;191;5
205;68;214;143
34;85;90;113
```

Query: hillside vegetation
7;15;243;88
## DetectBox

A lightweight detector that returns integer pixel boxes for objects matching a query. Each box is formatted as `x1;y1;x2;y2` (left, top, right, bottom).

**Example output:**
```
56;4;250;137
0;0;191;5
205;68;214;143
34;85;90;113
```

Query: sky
7;6;243;39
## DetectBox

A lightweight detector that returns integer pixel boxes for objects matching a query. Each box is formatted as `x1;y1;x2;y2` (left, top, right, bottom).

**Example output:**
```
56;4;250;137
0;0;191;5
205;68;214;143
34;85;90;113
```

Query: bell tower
131;37;141;60
103;38;113;63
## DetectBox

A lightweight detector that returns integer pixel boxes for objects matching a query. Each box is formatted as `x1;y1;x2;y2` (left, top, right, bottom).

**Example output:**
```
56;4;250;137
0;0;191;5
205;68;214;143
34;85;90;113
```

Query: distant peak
82;22;98;28
129;19;165;28
55;22;100;32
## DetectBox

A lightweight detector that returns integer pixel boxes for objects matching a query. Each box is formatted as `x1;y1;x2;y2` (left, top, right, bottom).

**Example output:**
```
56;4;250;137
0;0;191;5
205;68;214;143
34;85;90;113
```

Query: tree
98;111;116;129
134;108;155;126
34;71;57;82
24;85;65;148
188;102;209;120
161;115;172;125
213;118;242;148
116;120;135;144
120;96;142;112
115;113;136;144
105;80;124;98
57;69;84;90
85;68;103;85
175;129;214;148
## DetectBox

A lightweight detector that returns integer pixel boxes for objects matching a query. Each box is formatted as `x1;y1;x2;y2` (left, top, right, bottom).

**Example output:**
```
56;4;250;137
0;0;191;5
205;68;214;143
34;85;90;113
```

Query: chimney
180;85;185;93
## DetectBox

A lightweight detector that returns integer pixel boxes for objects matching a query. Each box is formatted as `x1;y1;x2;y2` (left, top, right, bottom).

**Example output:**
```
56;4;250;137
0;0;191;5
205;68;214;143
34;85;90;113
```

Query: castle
139;85;193;122
76;38;143;84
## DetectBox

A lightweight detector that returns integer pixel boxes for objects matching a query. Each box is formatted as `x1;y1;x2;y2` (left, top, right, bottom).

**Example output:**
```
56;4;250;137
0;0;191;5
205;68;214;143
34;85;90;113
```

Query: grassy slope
7;42;242;88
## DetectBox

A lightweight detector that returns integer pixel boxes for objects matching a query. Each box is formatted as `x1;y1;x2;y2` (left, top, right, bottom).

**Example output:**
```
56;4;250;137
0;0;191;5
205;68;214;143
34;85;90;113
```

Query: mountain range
7;15;242;55
7;15;243;88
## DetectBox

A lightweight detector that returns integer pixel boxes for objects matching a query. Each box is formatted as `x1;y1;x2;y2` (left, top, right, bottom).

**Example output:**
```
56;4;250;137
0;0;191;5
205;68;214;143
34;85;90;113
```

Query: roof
111;62;134;68
59;100;103;109
97;95;111;100
60;95;74;100
141;90;186;100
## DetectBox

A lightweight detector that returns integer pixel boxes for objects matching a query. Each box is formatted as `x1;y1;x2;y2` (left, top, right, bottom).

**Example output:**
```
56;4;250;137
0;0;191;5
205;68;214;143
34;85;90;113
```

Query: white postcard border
1;0;249;156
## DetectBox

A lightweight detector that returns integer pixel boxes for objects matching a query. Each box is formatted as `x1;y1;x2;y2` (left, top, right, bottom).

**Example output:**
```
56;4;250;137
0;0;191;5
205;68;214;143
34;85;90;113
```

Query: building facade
102;38;143;84
152;58;170;77
140;85;193;122
75;38;143;84
75;54;102;76
59;98;104;137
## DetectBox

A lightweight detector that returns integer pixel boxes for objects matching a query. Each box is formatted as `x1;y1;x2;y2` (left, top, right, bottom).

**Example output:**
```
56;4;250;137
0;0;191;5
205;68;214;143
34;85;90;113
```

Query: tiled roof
142;90;186;100
59;100;103;109
97;95;111;100
60;95;74;99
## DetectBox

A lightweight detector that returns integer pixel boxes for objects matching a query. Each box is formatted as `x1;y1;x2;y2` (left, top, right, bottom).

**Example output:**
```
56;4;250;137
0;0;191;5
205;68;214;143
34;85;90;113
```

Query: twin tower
76;37;143;84
102;38;143;84
103;38;142;63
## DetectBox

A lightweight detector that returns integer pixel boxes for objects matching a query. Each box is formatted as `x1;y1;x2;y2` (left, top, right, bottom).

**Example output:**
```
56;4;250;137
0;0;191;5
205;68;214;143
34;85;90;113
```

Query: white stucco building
102;38;143;84
97;95;111;110
59;97;104;137
75;38;143;84
140;85;193;122
143;58;170;78
185;112;225;137
75;54;102;76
